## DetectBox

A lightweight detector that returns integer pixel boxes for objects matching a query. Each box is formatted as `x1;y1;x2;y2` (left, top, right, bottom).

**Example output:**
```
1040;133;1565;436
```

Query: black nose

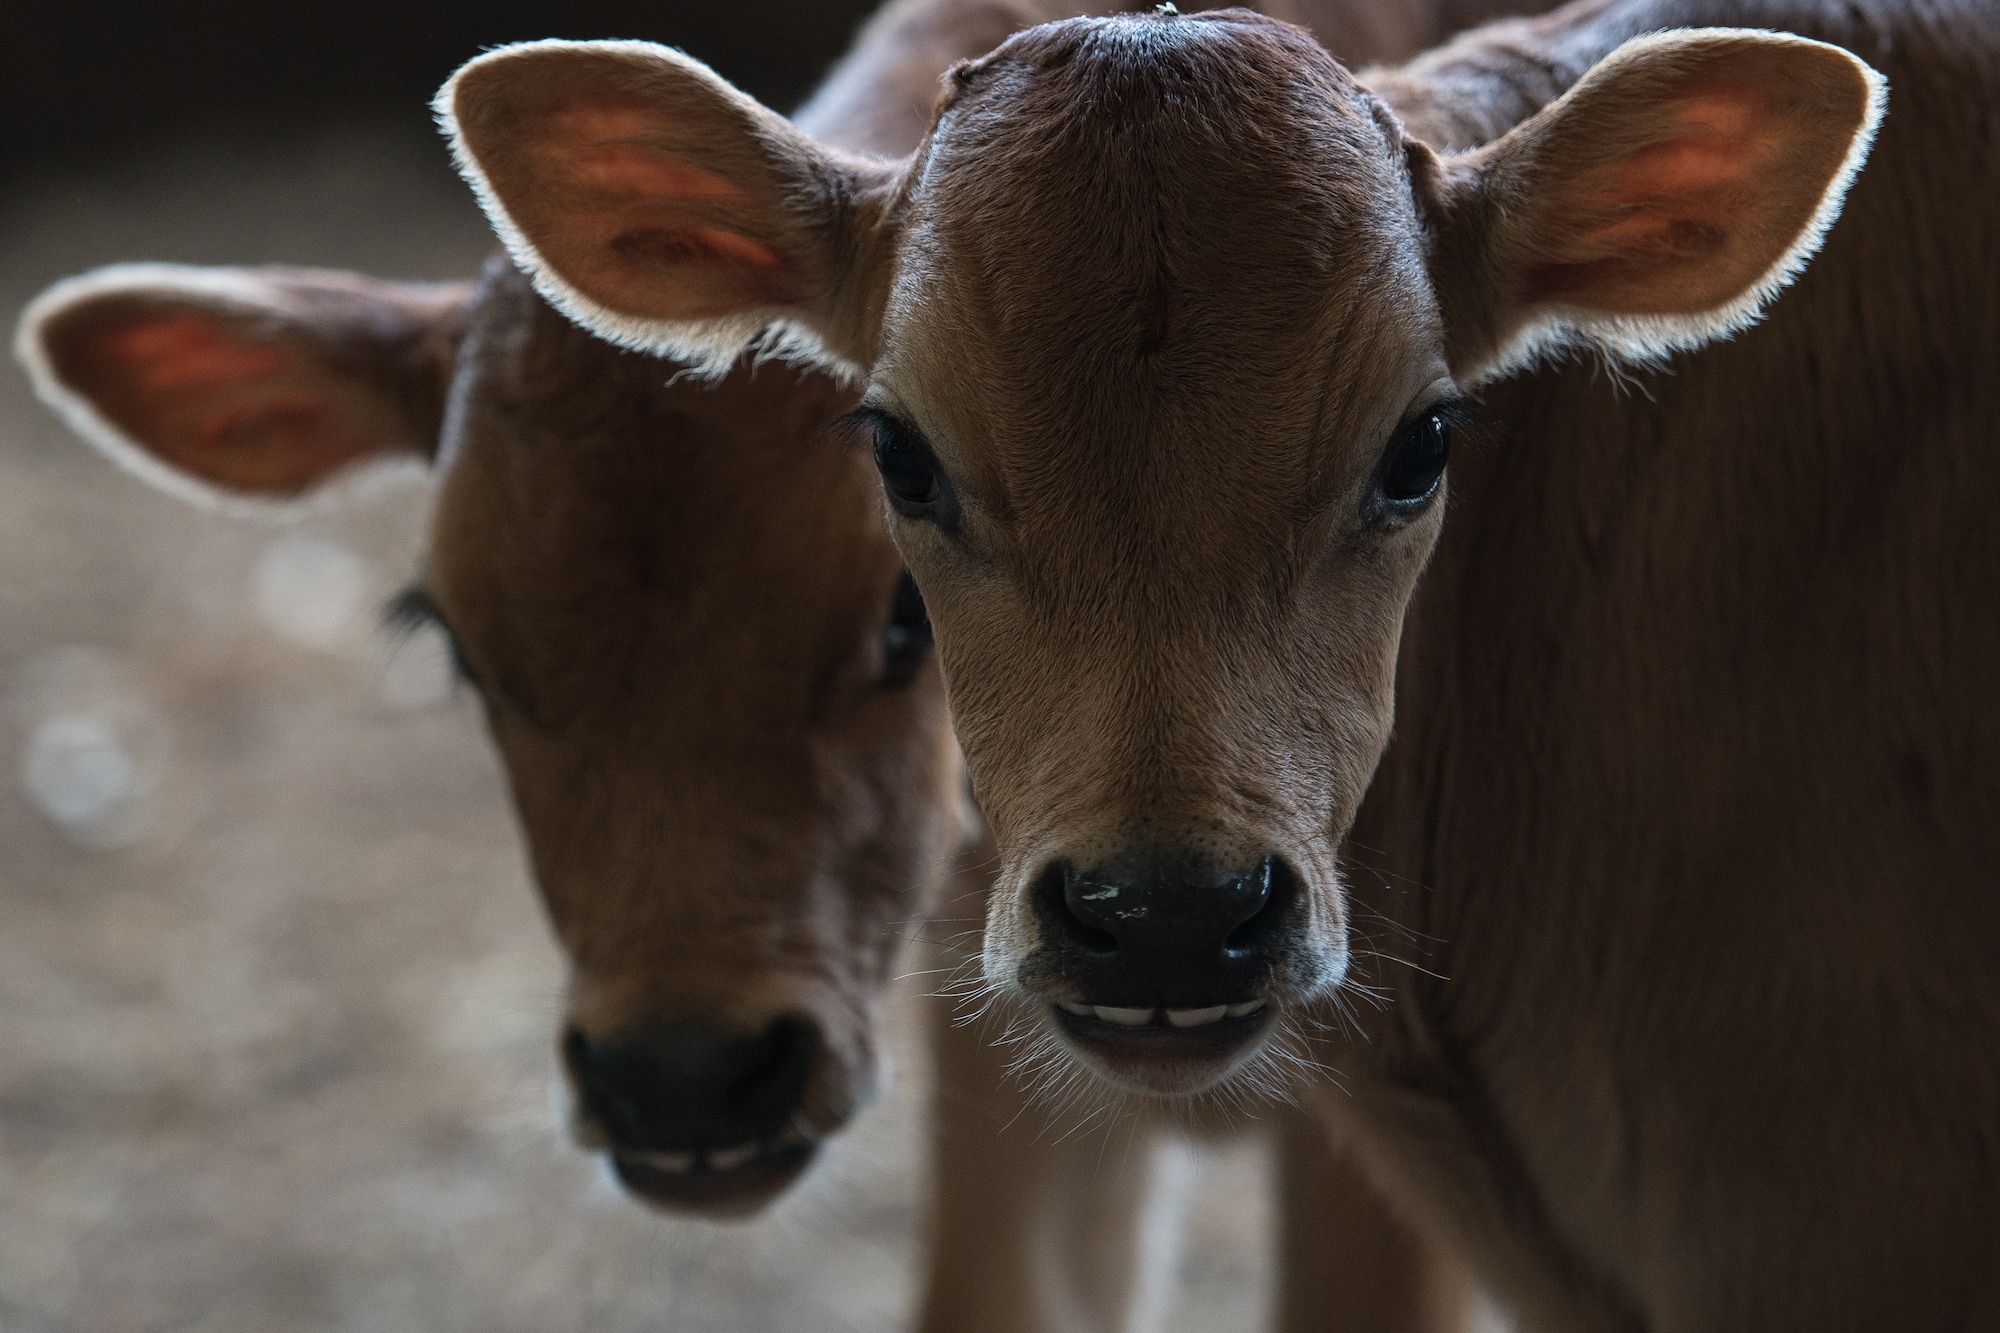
1034;853;1300;1005
563;1017;815;1151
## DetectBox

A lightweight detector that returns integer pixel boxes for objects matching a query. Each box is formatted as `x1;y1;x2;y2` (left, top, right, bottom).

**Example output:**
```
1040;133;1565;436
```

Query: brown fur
1331;3;2000;1326
425;261;962;1136
441;0;1999;1326
873;17;1445;1047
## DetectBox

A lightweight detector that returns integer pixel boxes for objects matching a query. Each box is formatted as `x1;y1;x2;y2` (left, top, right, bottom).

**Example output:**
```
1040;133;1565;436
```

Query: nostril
1224;855;1298;953
1036;861;1117;953
728;1017;815;1121
561;1017;819;1150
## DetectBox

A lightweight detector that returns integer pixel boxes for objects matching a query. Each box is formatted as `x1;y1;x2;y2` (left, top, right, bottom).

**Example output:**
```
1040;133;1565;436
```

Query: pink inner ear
1572;131;1744;259
509;95;801;318
65;310;387;495
1527;81;1790;310
554;108;750;198
570;142;788;271
108;316;293;394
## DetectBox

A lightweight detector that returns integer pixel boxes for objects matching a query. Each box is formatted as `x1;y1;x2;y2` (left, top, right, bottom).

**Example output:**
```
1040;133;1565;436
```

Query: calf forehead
435;264;884;727
888;12;1431;530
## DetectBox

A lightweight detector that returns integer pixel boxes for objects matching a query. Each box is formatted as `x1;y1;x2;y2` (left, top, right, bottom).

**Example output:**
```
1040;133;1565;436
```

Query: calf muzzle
563;1015;822;1214
1032;851;1301;1009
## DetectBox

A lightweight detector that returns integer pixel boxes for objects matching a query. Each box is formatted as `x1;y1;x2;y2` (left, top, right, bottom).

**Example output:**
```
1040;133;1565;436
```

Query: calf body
1331;5;2000;1324
442;0;1999;1326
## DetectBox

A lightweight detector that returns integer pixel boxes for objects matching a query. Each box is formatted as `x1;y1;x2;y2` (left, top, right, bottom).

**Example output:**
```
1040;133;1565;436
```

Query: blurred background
0;4;1272;1331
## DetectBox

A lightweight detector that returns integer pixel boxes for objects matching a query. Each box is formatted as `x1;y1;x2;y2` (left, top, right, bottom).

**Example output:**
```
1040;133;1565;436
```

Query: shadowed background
2;0;878;182
0;4;1273;1331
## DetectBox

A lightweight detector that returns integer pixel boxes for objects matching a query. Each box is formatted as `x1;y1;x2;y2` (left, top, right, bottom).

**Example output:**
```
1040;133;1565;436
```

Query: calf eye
879;571;933;689
1381;409;1451;504
856;409;956;527
873;414;938;503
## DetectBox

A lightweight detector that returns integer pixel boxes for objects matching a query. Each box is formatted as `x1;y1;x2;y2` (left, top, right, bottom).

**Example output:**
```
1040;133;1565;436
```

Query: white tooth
1057;1001;1093;1017
1166;1005;1229;1028
630;1150;696;1174
707;1143;759;1172
1225;1000;1267;1018
1093;1005;1156;1027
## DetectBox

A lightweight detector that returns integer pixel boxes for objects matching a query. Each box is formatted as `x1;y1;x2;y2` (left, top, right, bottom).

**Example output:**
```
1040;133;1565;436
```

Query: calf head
18;257;967;1213
440;9;1881;1095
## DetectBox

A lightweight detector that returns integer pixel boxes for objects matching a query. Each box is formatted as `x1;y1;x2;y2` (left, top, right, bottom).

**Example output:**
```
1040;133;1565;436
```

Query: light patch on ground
10;645;162;849
254;532;370;650
21;712;143;847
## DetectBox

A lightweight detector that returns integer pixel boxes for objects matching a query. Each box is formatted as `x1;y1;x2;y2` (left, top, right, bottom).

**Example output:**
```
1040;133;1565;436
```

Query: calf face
441;8;1880;1094
19;258;967;1213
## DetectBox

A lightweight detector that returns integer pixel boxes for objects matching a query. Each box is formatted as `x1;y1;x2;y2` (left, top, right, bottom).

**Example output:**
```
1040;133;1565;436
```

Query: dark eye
1376;408;1452;509
879;571;933;689
863;410;953;520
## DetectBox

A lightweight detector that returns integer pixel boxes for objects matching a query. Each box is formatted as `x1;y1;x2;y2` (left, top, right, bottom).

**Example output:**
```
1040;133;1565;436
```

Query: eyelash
382;585;480;688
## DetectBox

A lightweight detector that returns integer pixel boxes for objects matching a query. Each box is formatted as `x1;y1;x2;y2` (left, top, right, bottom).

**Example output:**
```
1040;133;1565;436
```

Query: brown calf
20;256;961;1216
445;0;2000;1325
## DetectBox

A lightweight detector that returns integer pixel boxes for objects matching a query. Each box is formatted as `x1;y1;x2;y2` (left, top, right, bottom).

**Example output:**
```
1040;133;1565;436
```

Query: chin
1047;1002;1278;1097
607;1140;819;1218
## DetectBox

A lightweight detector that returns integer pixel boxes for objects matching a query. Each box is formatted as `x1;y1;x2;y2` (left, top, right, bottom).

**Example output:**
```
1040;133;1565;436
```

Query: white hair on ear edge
432;39;868;386
14;263;432;520
1463;29;1888;387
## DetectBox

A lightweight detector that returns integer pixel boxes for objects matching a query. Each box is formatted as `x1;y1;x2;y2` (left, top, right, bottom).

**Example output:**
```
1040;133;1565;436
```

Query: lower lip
1048;1004;1274;1090
610;1140;817;1216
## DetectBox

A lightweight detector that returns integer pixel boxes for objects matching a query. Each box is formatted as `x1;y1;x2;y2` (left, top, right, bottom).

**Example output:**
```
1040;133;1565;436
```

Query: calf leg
917;989;1495;1333
916;988;1171;1333
1274;1106;1490;1333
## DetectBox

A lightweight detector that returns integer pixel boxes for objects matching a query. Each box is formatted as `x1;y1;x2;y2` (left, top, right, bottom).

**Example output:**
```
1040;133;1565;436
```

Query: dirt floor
0;125;1274;1333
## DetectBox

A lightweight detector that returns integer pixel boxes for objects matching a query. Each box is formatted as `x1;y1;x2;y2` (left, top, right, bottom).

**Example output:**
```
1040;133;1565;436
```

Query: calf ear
1414;29;1885;381
438;39;901;380
17;264;469;505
